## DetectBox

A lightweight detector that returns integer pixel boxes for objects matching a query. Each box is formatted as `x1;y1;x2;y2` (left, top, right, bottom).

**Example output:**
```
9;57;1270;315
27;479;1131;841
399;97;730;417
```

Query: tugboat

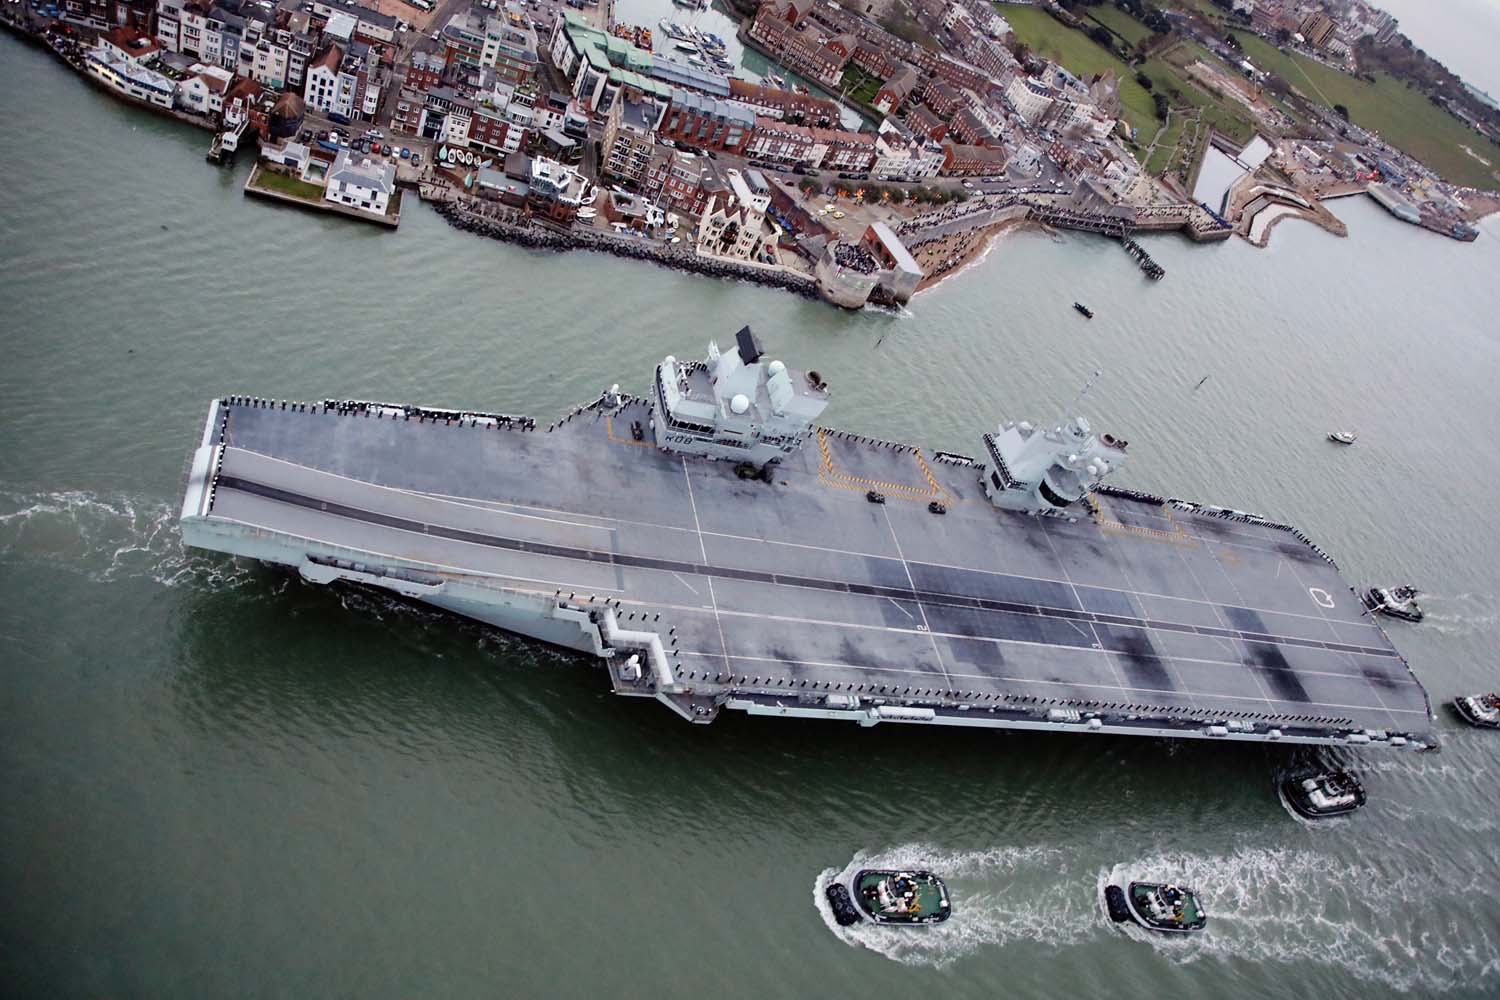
1363;585;1423;623
1327;430;1358;445
825;869;952;926
1073;301;1094;319
1452;692;1500;728
1104;881;1207;934
1280;770;1366;819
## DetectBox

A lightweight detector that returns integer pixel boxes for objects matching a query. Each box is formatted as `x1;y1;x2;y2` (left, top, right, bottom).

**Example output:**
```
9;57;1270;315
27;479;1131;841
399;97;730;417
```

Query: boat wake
1101;847;1500;992
0;486;250;590
813;843;1093;966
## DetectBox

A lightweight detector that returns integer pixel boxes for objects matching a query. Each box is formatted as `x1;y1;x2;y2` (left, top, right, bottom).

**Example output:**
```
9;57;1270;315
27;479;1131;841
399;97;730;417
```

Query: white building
325;149;396;216
696;168;783;269
86;31;178;109
304;42;380;121
1005;75;1054;124
178;62;232;114
872;118;944;180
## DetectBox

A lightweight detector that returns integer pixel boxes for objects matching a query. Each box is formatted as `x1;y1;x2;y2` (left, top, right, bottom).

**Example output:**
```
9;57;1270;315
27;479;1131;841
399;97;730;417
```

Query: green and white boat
826;870;952;926
1105;881;1207;934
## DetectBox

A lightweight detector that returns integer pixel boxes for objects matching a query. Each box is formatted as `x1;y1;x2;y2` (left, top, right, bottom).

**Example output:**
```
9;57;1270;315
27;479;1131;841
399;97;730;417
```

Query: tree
1274;27;1291;46
1153;92;1169;119
1225;33;1241;51
1333;103;1350;120
1135;71;1153;90
1143;8;1170;33
798;178;818;194
1089;25;1113;48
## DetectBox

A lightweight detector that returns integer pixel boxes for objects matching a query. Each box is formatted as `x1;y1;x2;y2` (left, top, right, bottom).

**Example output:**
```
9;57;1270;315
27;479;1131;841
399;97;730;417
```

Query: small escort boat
1452;692;1500;728
1363;585;1423;623
826;869;952;926
1280;770;1366;819
1327;430;1358;445
1073;301;1094;319
1105;881;1207;934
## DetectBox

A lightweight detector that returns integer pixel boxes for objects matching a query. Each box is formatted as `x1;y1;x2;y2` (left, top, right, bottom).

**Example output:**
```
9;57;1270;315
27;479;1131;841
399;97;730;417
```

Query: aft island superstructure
179;327;1435;750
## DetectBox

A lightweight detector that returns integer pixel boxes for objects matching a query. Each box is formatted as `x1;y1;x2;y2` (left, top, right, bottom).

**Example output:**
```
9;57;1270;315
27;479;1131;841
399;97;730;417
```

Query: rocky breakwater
433;200;817;301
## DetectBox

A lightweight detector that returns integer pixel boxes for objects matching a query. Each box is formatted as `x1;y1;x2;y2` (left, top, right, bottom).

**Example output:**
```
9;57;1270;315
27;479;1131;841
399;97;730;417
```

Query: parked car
399;147;411;159
328;112;351;125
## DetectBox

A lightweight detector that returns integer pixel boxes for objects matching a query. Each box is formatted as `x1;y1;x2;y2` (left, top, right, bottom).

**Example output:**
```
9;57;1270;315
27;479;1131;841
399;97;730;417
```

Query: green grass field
1232;31;1500;186
1083;5;1152;48
250;169;325;203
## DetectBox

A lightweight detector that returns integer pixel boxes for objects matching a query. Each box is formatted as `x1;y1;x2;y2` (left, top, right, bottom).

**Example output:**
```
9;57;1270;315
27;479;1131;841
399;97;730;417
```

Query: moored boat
1327;430;1357;444
1452;692;1500;728
1074;301;1093;319
1105;881;1207;934
1280;770;1366;818
1363;585;1423;623
826;869;952;926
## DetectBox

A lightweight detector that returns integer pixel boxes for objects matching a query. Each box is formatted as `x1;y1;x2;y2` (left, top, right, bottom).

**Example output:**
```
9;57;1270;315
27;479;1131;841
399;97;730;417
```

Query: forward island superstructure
179;328;1435;750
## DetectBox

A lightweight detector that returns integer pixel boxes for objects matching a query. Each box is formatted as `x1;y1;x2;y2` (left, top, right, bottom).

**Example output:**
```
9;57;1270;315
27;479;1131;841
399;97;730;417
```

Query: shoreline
432;200;820;301
910;217;1041;295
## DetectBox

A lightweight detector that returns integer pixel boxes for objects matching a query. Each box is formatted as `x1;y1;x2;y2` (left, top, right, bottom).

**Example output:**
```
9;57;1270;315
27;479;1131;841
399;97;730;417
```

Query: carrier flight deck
179;328;1434;750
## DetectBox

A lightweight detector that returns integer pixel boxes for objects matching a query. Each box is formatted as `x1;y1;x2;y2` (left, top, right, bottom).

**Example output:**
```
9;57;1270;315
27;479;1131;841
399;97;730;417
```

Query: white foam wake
813;843;1094;967
0;487;250;590
1099;847;1500;992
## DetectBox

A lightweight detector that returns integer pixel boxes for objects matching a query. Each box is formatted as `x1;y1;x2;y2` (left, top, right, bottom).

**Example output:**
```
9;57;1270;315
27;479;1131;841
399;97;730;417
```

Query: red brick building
940;142;1009;176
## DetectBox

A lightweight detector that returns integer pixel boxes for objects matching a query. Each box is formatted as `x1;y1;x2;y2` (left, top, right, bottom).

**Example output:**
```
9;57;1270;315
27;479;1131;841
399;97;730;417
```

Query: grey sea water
3;31;1499;999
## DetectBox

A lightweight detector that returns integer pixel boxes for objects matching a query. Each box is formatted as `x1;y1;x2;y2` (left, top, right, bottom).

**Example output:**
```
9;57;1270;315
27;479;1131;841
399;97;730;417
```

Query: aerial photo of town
4;0;1500;996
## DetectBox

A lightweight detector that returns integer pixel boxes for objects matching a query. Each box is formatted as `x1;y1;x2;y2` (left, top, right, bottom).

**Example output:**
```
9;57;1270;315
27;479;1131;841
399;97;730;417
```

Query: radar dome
730;393;751;414
768;360;786;375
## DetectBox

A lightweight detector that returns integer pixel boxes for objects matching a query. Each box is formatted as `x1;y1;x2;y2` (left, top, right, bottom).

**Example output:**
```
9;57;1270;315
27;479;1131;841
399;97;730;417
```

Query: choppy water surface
2;34;1499;999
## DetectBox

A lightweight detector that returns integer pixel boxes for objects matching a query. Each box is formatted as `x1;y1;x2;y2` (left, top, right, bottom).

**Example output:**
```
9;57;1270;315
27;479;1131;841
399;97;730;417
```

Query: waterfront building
325;149;395;217
697;168;784;268
178;61;232;114
526;156;590;223
644;148;720;215
744;1;845;89
861;220;923;303
548;13;726;118
86;30;178;109
601;87;664;186
659;89;754;156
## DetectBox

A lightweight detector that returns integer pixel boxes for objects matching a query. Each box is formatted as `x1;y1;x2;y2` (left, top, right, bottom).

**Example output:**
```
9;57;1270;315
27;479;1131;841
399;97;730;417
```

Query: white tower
981;415;1127;518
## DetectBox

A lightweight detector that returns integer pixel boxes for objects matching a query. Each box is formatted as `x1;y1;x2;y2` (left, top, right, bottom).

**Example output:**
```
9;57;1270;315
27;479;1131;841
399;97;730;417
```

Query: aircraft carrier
179;328;1435;750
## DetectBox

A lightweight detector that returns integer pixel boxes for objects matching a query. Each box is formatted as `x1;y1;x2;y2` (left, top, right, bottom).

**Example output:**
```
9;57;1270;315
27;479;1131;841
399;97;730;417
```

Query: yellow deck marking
1088;492;1198;548
605;415;654;447
816;429;951;501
